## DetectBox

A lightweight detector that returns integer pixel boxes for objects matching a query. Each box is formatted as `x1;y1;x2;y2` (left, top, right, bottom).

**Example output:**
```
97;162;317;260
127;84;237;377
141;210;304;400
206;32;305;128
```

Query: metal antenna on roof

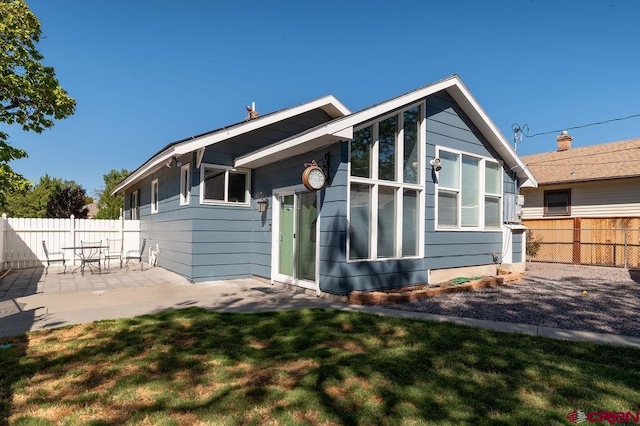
511;123;529;153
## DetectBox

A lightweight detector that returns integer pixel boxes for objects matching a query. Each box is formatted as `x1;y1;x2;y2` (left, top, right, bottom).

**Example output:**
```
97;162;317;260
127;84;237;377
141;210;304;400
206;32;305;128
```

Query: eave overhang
111;95;350;195
236;75;538;189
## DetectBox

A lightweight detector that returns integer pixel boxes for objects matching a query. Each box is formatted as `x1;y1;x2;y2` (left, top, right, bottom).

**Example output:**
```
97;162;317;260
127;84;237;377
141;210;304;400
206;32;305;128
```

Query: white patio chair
125;238;147;272
104;238;123;269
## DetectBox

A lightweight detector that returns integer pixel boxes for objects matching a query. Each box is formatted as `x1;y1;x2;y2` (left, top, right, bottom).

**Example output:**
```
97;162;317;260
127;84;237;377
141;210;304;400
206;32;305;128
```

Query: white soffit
174;95;349;155
235;126;352;168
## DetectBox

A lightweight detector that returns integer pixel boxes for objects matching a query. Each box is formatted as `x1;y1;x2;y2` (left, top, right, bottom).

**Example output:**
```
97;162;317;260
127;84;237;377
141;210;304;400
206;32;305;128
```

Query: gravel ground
387;263;640;337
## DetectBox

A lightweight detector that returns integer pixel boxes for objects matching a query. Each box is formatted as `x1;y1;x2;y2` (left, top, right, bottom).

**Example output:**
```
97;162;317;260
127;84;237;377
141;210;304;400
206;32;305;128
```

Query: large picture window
200;164;250;205
436;148;502;230
348;103;424;260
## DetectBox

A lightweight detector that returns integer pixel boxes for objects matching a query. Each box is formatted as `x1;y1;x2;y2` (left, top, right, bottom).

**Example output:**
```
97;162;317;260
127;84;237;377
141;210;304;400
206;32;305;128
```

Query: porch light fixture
257;191;269;213
430;157;442;172
165;157;183;168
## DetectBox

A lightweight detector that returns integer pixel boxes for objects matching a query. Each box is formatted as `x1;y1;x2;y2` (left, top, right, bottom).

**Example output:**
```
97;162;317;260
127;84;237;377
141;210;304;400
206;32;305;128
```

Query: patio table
62;245;107;276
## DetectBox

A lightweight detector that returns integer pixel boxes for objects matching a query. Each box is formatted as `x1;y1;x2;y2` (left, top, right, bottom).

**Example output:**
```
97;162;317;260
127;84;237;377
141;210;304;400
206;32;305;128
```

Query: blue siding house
113;75;537;295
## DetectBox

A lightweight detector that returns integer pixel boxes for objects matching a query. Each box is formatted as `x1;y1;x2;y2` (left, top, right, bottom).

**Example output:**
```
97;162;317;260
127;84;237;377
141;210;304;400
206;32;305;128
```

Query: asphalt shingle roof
521;138;640;185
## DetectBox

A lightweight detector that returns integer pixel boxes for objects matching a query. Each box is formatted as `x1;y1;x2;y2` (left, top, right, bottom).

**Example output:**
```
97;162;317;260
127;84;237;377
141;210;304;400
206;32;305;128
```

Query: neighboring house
521;133;640;267
112;75;537;295
83;202;99;219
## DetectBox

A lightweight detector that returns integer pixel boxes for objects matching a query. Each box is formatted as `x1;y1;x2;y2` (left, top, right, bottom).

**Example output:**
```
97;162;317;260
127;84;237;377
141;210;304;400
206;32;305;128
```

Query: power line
524;113;640;138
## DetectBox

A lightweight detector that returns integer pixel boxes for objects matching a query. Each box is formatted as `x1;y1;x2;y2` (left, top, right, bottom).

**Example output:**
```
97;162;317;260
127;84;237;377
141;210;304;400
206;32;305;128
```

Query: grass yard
1;308;639;425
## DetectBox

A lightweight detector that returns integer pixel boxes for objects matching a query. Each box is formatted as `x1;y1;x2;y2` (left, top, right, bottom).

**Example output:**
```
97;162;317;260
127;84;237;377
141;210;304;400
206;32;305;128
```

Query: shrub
526;230;543;260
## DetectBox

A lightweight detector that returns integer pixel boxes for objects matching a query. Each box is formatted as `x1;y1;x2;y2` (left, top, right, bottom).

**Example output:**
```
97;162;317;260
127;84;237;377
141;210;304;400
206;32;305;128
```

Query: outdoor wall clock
302;162;327;191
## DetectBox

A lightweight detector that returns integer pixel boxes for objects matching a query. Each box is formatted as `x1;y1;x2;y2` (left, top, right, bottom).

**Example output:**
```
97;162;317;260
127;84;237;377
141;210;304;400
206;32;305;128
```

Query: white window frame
199;163;251;206
346;102;426;262
130;190;139;220
180;163;191;206
484;161;503;229
434;146;503;231
151;179;159;214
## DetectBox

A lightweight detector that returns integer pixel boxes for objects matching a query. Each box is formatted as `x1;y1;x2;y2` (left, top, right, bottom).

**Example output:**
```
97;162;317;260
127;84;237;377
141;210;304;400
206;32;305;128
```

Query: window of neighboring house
151;179;159;214
436;148;502;230
180;163;191;206
544;189;571;216
200;164;250;205
348;103;424;261
130;190;139;220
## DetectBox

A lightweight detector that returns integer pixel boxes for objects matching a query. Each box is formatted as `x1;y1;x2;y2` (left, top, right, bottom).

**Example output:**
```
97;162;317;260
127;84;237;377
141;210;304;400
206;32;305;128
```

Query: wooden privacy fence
0;214;141;270
524;218;640;269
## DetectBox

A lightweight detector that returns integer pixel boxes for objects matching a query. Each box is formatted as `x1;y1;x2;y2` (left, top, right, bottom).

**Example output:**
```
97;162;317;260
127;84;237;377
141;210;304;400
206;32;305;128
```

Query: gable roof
234;75;537;187
112;95;350;195
521;138;640;185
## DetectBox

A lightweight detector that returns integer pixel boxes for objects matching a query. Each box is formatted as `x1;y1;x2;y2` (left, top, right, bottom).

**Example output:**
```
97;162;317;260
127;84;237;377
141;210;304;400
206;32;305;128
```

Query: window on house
436;148;502;230
348;103;424;261
151;179;158;214
130;190;139;220
180;163;190;206
544;189;571;216
484;161;502;228
201;164;250;205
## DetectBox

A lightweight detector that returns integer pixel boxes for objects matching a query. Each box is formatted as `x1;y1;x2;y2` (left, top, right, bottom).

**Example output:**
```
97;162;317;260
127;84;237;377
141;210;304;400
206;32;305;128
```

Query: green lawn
1;307;639;425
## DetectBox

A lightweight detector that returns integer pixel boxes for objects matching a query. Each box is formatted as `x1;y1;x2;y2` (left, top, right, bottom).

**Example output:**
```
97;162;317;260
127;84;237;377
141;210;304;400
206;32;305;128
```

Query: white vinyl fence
0;214;141;270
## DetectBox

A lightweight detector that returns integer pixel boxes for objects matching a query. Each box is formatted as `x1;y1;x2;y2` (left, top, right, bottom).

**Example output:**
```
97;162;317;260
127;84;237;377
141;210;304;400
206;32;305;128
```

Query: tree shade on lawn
1;308;638;425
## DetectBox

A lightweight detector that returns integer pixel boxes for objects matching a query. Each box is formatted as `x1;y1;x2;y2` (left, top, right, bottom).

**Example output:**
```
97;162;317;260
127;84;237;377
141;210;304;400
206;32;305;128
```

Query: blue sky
10;0;640;195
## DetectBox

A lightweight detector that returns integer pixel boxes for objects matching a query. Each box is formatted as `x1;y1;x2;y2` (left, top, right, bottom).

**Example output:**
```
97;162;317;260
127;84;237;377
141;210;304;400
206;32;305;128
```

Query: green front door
278;191;317;283
296;191;317;281
279;195;295;277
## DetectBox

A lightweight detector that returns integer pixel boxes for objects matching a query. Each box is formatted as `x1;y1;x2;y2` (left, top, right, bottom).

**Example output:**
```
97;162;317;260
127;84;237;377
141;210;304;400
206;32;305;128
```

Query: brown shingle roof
521;138;640;185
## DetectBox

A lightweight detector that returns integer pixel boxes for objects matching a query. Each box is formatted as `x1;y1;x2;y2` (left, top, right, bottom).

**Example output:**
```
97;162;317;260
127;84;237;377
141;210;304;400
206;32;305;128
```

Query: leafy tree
4;174;84;217
5;174;60;217
46;185;88;218
0;0;76;210
94;169;129;219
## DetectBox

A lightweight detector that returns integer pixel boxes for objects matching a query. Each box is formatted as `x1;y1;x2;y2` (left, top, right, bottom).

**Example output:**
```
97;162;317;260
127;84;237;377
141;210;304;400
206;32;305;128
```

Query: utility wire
524;113;640;138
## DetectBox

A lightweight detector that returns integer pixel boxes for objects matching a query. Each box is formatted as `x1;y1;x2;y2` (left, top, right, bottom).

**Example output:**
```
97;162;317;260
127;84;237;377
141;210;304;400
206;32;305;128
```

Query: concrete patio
0;264;346;338
0;263;191;298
